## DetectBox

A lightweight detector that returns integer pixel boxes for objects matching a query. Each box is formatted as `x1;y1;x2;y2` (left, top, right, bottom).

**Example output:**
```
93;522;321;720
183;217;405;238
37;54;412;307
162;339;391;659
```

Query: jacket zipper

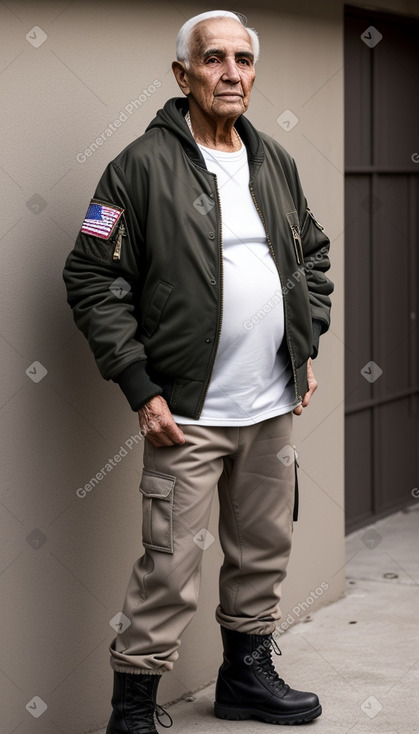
196;179;224;416
291;224;303;265
249;183;300;400
112;222;126;261
307;208;324;231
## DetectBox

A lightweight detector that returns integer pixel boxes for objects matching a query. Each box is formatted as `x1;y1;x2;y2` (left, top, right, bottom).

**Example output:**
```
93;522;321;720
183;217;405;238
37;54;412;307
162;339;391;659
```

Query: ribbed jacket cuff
113;361;162;412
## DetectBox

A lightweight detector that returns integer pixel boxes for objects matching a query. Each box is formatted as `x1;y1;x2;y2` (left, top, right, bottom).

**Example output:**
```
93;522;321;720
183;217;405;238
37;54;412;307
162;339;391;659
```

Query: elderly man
64;9;333;733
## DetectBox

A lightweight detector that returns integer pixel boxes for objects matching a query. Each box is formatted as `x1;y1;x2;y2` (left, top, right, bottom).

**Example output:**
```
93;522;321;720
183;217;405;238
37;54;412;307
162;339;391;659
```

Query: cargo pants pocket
139;469;176;554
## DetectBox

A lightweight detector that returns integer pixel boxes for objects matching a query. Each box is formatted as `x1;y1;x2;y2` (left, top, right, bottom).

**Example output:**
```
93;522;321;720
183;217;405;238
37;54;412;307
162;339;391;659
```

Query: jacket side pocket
139;469;176;553
142;281;173;338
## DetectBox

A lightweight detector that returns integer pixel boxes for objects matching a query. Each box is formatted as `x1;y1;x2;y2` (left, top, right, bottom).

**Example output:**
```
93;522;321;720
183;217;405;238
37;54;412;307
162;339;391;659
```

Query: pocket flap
139;469;176;499
142;281;173;338
286;209;300;229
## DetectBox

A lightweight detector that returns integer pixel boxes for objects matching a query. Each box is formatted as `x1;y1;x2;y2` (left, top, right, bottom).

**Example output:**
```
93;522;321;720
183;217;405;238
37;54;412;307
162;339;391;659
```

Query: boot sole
214;702;322;725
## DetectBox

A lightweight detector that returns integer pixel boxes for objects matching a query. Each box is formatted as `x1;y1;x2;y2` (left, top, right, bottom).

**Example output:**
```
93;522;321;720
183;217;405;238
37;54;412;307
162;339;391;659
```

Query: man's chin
212;97;247;117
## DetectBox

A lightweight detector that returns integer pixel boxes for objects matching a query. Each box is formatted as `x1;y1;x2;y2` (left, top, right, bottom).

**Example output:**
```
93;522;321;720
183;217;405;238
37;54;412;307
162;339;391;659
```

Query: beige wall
0;0;413;731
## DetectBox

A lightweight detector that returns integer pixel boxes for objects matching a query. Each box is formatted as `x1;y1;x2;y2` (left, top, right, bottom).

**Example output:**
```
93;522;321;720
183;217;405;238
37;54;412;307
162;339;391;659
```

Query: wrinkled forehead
189;17;253;59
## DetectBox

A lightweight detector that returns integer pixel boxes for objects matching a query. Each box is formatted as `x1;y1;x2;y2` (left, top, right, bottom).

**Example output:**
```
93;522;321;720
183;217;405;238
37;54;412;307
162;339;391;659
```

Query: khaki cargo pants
110;413;296;674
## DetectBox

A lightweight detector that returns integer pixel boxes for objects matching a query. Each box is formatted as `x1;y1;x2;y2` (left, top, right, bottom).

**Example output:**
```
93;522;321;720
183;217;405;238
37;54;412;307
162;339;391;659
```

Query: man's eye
206;57;219;64
238;58;250;66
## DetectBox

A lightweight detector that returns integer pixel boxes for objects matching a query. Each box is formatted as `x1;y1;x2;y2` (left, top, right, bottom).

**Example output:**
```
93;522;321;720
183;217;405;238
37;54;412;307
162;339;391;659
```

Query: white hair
176;10;260;68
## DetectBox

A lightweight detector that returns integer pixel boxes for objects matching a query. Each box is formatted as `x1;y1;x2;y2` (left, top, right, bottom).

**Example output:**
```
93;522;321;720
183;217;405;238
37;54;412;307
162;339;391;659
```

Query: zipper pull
112;222;126;261
307;208;324;231
291;224;302;265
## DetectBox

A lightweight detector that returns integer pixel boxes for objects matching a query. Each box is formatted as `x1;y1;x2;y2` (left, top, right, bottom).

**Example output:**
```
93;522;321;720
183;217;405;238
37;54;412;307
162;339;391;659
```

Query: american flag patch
81;201;123;239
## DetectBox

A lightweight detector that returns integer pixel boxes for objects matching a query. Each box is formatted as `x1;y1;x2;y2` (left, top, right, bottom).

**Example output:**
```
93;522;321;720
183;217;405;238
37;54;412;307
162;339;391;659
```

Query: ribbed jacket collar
146;97;265;174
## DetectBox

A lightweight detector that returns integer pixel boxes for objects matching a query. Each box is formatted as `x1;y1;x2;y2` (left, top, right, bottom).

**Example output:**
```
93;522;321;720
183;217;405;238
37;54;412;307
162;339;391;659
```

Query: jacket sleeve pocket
286;210;304;266
142;281;173;338
139;469;176;553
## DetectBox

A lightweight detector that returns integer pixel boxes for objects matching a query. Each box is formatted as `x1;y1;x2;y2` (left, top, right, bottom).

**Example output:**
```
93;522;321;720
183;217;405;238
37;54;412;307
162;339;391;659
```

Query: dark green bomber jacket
63;97;334;418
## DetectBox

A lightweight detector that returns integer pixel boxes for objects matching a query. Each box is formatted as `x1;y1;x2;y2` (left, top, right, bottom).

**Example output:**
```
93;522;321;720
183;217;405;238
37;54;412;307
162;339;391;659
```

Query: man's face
180;18;256;120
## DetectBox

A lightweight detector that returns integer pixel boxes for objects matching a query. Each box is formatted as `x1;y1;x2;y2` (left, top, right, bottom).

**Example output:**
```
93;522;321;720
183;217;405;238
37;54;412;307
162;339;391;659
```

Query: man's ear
172;61;191;96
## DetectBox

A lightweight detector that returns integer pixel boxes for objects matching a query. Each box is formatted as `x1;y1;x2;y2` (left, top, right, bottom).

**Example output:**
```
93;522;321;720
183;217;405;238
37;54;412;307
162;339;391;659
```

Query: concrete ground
95;503;419;734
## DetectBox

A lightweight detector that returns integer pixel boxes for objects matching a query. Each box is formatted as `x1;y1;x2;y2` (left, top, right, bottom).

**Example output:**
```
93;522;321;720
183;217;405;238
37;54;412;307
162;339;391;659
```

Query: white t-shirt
174;140;299;426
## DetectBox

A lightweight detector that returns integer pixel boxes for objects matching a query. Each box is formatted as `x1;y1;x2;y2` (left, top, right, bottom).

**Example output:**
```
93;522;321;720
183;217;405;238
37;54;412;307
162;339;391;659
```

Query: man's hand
139;395;185;447
293;358;318;415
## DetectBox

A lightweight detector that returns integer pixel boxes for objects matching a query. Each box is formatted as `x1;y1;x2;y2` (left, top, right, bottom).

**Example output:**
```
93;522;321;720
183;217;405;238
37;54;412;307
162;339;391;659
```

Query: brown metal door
344;6;419;532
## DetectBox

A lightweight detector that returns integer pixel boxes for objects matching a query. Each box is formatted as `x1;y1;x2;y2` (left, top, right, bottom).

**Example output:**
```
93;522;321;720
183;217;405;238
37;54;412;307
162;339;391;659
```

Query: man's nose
221;57;241;83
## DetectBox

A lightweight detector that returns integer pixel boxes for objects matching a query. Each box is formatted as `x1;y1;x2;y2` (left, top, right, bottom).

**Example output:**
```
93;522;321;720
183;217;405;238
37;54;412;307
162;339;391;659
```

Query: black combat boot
214;627;322;725
106;671;172;734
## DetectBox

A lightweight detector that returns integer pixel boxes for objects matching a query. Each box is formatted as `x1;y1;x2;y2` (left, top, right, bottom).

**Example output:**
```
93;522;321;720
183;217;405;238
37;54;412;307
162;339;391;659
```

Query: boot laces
126;676;173;731
154;702;173;729
254;635;289;694
136;691;173;730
